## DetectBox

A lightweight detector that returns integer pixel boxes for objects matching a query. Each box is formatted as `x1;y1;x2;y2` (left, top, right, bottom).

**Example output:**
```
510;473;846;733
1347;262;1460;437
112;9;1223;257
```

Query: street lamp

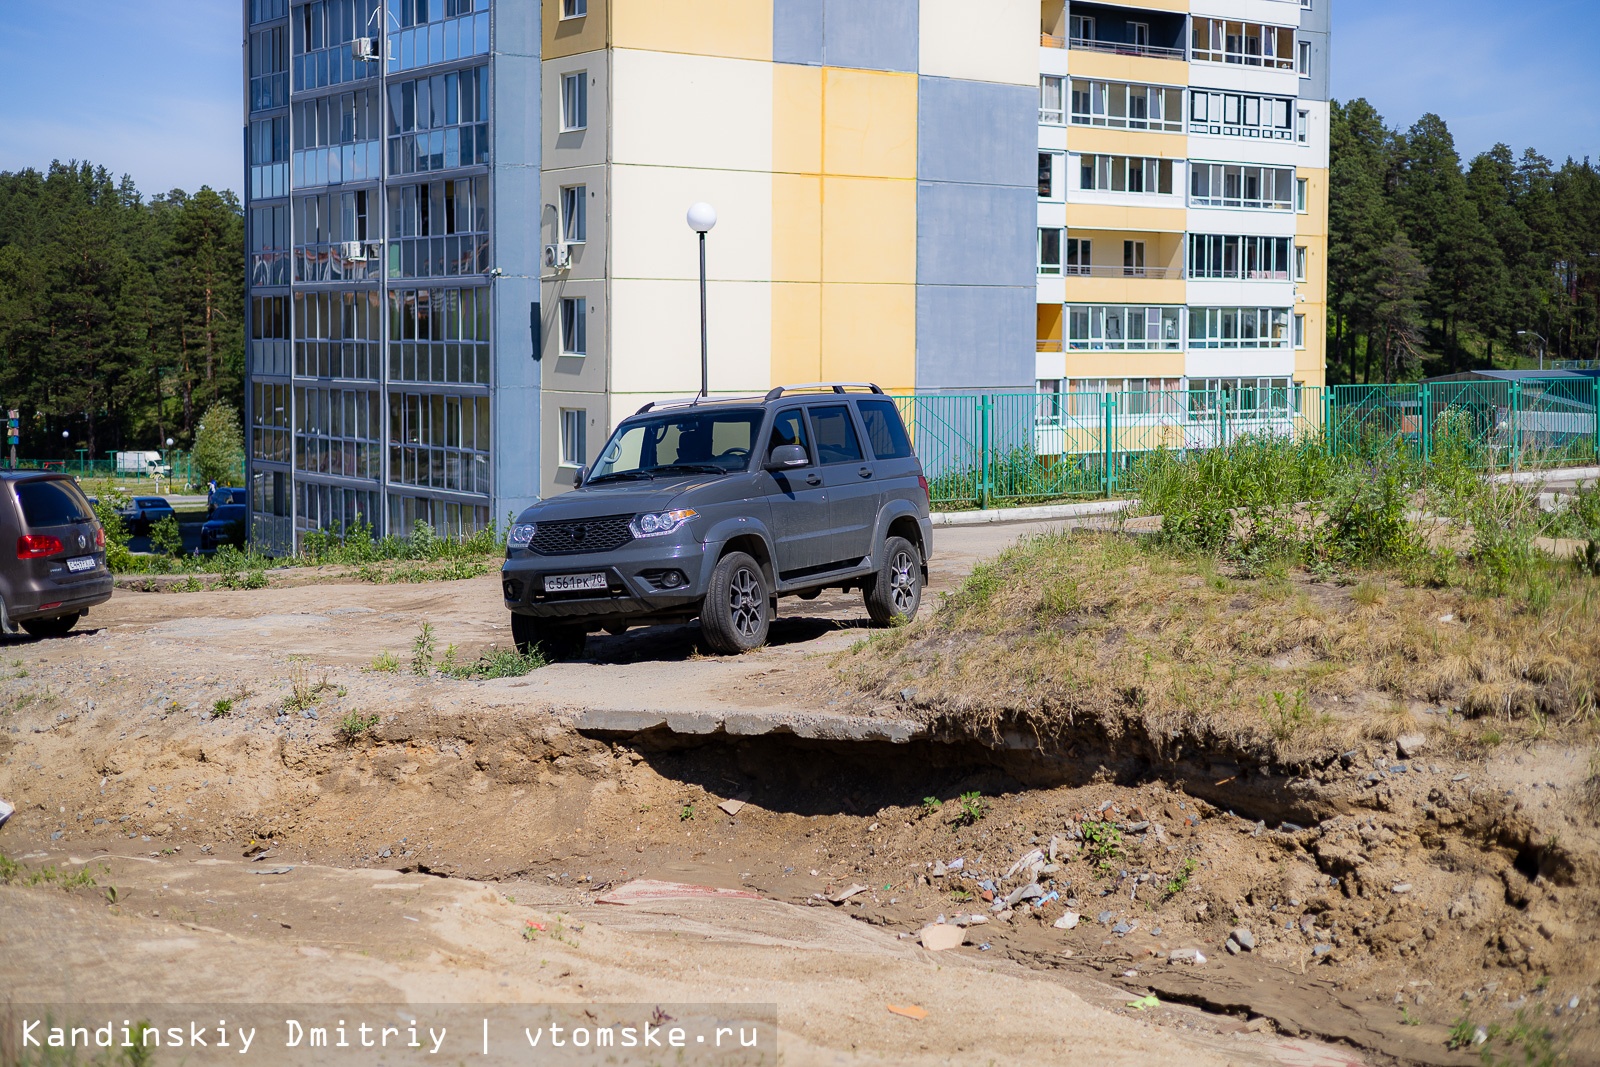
1517;330;1547;371
686;201;717;398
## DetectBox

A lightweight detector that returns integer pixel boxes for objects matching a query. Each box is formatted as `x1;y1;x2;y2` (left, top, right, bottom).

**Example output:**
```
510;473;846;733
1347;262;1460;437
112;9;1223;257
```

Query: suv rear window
16;479;92;528
808;406;863;465
857;399;913;460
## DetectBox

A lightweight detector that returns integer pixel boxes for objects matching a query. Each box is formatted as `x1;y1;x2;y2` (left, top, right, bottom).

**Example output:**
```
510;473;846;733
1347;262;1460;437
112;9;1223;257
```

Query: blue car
206;485;247;514
199;504;249;551
118;495;176;536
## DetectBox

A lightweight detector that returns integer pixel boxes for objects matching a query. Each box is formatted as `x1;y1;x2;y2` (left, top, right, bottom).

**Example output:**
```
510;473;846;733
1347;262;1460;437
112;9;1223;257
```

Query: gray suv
0;473;114;637
502;383;931;657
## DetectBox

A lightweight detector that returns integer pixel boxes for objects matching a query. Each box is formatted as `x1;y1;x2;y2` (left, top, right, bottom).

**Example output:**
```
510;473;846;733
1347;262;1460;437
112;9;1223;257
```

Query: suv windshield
589;409;763;482
16;479;93;527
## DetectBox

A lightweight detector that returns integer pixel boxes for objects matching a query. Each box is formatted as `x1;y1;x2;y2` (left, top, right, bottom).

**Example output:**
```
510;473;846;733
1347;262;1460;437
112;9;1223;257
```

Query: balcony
1062;264;1182;280
1066;35;1184;61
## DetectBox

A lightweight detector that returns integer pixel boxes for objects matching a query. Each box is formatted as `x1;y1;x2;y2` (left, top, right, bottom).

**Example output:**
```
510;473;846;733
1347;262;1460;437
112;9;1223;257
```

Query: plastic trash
0;797;12;830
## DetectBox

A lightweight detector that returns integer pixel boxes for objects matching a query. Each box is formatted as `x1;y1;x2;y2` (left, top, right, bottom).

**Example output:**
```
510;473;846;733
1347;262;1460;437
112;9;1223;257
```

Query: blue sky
0;0;1597;198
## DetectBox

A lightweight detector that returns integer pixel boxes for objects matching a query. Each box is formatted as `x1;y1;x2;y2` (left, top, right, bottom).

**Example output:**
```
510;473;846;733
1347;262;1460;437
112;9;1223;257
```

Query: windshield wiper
584;470;654;484
648;464;727;476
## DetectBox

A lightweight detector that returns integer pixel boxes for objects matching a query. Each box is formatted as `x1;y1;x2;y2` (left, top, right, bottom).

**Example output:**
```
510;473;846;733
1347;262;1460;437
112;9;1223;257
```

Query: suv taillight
917;474;930;503
17;534;63;559
95;526;106;549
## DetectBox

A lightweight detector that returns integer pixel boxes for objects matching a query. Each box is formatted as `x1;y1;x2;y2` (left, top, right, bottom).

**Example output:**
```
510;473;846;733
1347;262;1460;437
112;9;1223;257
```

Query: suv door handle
857;466;874;478
805;473;822;486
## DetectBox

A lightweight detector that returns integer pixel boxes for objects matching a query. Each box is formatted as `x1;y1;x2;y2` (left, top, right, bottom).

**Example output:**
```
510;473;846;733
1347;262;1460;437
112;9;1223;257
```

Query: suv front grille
529;515;635;555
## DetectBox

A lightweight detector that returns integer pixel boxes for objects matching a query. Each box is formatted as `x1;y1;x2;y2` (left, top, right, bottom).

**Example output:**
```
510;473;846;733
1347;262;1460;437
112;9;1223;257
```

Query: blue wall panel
773;0;825;66
916;181;1035;288
822;0;918;72
915;285;1035;393
918;77;1035;188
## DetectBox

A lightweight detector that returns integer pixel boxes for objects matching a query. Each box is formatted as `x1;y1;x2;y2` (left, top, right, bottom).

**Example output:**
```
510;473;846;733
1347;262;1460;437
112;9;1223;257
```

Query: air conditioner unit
352;36;380;60
339;241;366;261
543;243;571;270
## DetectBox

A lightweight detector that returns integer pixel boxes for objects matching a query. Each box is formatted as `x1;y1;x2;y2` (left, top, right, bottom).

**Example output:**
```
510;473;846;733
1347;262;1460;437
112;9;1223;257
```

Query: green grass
438;645;548;680
338;711;380;738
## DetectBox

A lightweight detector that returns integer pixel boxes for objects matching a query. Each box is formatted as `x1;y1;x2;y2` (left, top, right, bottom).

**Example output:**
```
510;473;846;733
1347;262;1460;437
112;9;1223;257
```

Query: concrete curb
931;498;1133;527
1491;466;1600;486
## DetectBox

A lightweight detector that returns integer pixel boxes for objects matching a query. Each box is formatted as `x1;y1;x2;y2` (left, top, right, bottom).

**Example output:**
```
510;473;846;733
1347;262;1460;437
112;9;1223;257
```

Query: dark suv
0;473;114;638
502;384;931;657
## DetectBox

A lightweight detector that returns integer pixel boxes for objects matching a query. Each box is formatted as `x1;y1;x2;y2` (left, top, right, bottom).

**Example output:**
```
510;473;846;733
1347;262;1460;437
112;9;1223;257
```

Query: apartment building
1035;0;1331;421
242;0;1330;545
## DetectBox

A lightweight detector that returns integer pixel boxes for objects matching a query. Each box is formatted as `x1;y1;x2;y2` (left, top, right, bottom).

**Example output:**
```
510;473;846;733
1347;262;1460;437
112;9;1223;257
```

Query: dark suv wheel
510;613;586;661
864;535;922;626
701;551;770;653
20;612;81;639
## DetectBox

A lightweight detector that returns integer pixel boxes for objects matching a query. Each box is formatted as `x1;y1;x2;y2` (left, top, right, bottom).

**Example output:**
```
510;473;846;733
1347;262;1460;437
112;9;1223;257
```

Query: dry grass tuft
838;531;1600;763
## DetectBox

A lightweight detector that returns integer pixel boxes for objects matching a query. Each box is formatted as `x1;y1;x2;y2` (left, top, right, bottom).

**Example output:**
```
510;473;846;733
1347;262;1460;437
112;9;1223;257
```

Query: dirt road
0;521;1564;1065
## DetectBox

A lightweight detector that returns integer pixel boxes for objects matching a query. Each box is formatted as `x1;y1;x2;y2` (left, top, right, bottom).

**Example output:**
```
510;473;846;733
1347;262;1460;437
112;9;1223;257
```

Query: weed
438;646;547;680
1164;857;1197;897
338;711;380;738
949;889;973;903
210;698;233;718
920;796;944;816
440;644;460;674
1399;1006;1420;1026
1477;1005;1565;1067
1351;581;1385;607
1260;689;1317;741
1447;1014;1480;1051
679;804;696;822
1082;819;1123;874
282;657;334;712
0;853;104;891
1575;540;1600;578
411;623;436;676
369;650;400;673
148;515;184;557
951;791;986;827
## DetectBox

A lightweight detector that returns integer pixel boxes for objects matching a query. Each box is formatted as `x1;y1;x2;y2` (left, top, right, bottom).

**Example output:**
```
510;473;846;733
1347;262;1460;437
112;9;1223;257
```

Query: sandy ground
0;520;1588;1065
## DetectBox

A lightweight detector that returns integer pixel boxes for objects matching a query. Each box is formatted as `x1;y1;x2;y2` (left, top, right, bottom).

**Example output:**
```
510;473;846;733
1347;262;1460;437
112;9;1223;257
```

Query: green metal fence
896;377;1600;510
0;451;217;487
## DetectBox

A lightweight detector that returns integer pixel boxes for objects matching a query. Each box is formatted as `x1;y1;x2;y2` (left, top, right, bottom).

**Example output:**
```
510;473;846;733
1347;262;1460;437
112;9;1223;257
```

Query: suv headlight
630;509;697;537
508;523;537;547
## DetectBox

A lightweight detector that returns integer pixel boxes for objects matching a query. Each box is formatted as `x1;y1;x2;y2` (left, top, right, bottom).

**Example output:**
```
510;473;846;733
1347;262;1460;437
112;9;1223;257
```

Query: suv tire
701;551;770;654
20;613;81;639
510;613;586;661
864;535;922;626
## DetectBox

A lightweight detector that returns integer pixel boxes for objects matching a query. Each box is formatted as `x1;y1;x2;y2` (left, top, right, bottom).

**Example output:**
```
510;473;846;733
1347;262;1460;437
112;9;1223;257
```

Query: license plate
66;556;96;573
544;572;607;592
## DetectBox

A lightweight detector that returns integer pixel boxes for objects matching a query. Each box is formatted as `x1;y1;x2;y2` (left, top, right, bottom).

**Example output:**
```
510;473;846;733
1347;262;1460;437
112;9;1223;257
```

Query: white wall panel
610;278;773;395
611;49;774;172
610;164;773;282
921;0;1038;85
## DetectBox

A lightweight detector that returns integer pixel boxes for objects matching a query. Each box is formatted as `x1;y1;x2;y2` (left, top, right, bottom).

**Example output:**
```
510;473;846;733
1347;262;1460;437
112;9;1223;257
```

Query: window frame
560;71;588;132
560;296;587;355
1037;227;1064;275
559;408;587;468
560;0;587;19
1296;177;1309;213
561;184;587;244
1294;314;1307;349
1039;75;1065;125
1294;245;1308;283
1298;40;1311;76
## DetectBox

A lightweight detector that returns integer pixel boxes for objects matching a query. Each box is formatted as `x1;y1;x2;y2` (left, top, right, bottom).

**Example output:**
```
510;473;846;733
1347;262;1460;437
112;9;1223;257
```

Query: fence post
1511;380;1522;474
1593;377;1599;464
1220;393;1229;451
1420;383;1432;463
1102;392;1115;497
1323;388;1333;457
978;394;992;510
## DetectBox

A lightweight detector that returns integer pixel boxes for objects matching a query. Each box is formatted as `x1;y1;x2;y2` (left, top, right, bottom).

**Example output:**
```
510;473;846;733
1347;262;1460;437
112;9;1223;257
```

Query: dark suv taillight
17;534;63;559
95;526;106;549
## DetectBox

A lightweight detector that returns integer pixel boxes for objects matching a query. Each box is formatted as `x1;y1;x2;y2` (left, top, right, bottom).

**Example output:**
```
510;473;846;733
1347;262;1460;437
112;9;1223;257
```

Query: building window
1038;152;1055;199
1295;245;1308;282
1294;314;1307;349
1040;75;1065;124
560;409;587;467
1070;79;1184;133
1191;19;1296;70
1123;240;1146;277
1066;238;1092;276
562;0;587;17
1190;378;1297;417
562;72;588;131
1081;155;1175;195
561;184;586;243
1188;235;1293;280
385;65;490;176
561;297;587;354
1298;40;1312;76
1296;178;1309;213
1297;109;1310;144
386;287;492;385
1128;22;1149;49
1188;90;1296;140
1066;306;1182;351
1187;307;1292;349
1068;14;1095;43
1037;228;1063;275
1190;163;1296;211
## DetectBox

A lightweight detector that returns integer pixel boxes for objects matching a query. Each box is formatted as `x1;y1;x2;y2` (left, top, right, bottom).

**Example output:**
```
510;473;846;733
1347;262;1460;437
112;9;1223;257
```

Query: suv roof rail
762;382;885;401
634;393;771;415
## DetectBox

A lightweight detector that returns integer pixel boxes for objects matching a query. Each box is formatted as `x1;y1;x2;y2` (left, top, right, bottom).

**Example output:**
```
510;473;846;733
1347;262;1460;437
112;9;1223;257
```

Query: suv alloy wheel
701;551;770;653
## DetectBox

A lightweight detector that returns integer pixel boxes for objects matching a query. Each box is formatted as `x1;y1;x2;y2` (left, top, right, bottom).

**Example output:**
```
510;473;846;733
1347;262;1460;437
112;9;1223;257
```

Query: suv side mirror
764;444;808;471
572;465;586;487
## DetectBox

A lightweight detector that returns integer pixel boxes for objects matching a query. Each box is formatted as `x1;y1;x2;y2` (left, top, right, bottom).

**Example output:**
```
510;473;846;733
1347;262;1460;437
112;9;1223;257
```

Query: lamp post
1517;330;1547;371
686;202;717;398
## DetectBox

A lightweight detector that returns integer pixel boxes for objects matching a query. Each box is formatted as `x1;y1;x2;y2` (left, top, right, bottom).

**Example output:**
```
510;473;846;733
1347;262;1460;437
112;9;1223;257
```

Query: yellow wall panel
611;0;773;61
772;174;822;282
822;176;916;284
1065;49;1188;88
1063;352;1186;379
822;68;918;180
1296;167;1330;239
1066;128;1189;159
1062;277;1186;306
820;283;916;393
1064;203;1187;233
544;0;607;60
773;63;823;175
771;282;822;385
